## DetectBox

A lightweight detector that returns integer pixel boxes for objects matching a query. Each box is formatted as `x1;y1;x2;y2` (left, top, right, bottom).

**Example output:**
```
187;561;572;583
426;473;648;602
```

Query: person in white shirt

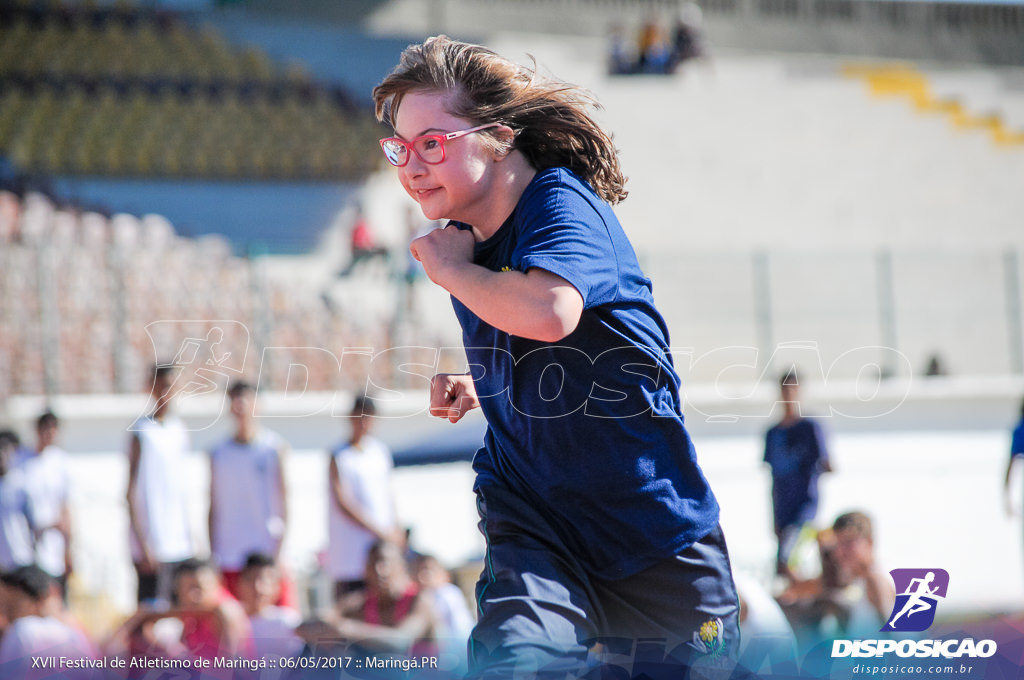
236;552;304;660
0;430;34;573
208;381;293;606
127;364;196;607
0;565;94;678
21;411;72;592
327;396;401;598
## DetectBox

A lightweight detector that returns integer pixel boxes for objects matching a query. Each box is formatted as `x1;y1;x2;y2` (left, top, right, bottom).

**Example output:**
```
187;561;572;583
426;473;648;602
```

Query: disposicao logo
882;568;949;632
831;568;997;660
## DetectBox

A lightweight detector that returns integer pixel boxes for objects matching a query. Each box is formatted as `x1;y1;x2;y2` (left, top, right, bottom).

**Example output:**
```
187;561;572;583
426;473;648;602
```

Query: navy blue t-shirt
763;418;829;532
451;167;719;580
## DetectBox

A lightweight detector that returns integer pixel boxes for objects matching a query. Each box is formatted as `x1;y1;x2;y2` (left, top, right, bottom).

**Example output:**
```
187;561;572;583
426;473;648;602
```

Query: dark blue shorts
469;479;741;679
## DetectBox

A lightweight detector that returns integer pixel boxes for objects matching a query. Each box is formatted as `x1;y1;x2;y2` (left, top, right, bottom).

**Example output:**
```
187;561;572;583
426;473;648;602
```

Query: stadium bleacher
0;0;406;398
0;187;401;399
0;0;381;180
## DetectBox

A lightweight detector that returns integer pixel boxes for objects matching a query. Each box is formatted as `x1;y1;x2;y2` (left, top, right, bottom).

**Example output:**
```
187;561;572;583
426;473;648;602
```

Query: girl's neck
470;151;536;241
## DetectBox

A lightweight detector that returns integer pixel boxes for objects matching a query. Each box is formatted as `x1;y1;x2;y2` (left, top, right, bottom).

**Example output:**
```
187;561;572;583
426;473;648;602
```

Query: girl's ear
491;125;517;158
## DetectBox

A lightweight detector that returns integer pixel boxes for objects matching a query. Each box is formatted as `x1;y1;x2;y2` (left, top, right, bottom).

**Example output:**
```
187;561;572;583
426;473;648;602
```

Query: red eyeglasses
379;123;502;167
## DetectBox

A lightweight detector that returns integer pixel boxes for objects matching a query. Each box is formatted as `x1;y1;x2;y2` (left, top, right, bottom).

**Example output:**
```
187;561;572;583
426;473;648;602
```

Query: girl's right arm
411;226;583;343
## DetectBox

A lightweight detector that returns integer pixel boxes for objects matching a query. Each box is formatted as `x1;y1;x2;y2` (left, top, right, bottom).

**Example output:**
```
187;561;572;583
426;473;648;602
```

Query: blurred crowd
0;339;1019;677
0;1;380;181
0;359;956;677
0;187;403;400
0;370;475;677
606;6;709;76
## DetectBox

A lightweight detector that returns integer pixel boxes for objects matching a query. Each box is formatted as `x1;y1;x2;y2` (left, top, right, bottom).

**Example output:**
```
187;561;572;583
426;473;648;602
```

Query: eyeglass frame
379;123;503;167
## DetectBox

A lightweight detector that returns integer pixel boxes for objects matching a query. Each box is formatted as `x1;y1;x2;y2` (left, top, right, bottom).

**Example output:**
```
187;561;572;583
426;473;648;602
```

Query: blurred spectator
777;511;894;647
339;209;390;277
126;364;197;608
669;3;710;72
924;353;947;377
0;565;94;677
606;22;637;75
824;512;894;634
637;19;672;74
208;381;295;608
173;559;253;660
39;568;89;639
413;554;472;668
0;431;34;573
103;608;187;672
299;540;437;657
764;369;832;581
327;396;401;599
607;11;709;76
106;559;253;667
235;553;303;659
21;411;72;593
1003;397;1024;517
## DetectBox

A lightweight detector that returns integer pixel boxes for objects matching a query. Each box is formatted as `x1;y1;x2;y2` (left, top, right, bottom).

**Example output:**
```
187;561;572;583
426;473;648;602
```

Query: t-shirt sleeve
512;173;619;308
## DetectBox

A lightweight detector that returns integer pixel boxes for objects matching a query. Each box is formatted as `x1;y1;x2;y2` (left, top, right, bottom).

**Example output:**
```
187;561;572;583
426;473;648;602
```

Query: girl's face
392;90;499;225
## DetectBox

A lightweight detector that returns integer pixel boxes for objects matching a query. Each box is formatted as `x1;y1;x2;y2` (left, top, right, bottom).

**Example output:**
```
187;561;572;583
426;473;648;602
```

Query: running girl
373;36;739;679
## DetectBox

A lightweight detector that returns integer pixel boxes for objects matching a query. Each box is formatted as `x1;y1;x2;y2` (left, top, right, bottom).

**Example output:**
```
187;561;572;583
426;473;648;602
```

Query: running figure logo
882;568;949;632
134;320;250;432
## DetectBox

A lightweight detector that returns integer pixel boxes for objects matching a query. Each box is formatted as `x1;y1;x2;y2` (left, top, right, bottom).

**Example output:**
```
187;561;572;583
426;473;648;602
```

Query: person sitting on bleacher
235;552;303;659
299;540;438;660
339;209;390;276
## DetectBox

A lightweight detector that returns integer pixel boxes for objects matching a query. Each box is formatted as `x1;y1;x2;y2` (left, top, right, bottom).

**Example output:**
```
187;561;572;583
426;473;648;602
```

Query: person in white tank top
126;364;196;607
327;396;402;598
22;411;72;591
208;380;293;606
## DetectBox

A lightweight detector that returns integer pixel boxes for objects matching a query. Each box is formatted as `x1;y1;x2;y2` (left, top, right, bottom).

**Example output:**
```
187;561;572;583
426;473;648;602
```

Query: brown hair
832;511;873;541
372;35;628;204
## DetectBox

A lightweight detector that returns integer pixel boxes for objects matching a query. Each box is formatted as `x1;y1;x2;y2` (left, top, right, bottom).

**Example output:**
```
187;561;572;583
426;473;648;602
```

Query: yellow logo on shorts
693;617;726;658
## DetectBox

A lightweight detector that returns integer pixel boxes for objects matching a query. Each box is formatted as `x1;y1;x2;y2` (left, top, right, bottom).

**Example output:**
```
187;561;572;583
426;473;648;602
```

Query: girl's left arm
411;226;583;342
